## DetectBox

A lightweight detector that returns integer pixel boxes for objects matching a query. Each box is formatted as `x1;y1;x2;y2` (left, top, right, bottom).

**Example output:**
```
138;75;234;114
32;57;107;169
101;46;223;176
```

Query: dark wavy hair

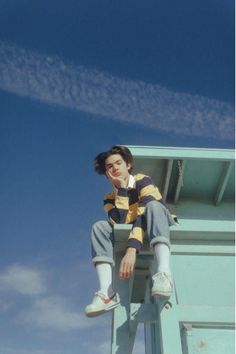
94;145;133;175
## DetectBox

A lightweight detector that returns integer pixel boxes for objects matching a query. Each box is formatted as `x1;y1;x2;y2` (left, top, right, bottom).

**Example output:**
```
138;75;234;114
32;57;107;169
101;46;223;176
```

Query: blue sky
0;0;234;353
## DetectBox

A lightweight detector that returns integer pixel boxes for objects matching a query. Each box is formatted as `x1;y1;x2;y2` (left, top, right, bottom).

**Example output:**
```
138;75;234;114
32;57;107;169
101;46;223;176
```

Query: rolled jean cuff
92;256;115;268
150;236;170;252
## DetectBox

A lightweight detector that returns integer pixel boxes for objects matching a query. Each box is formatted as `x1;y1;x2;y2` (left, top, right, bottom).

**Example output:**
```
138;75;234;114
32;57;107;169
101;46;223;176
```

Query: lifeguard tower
111;146;235;354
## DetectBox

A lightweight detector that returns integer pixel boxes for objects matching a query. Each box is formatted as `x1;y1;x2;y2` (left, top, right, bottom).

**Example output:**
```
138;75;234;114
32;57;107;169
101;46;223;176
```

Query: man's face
105;154;131;180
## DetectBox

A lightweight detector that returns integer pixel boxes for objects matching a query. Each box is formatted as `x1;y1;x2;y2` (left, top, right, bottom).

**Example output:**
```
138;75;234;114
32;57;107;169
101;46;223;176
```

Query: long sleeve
126;214;145;253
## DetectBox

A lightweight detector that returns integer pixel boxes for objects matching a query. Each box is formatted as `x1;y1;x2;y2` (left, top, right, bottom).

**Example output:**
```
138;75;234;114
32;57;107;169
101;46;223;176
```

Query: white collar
127;174;136;189
114;174;136;191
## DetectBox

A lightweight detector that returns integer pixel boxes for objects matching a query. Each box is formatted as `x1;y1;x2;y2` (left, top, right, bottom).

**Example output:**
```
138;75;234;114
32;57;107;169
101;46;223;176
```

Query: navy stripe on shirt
108;208;128;223
136;176;154;190
126;238;142;253
104;198;115;206
128;189;139;205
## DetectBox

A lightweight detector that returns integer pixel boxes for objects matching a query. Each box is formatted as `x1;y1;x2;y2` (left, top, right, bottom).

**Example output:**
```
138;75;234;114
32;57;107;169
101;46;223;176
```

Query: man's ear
127;163;132;171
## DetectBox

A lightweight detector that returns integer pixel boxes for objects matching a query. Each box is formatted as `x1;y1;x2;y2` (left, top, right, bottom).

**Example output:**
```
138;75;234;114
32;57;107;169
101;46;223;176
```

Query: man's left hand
119;248;136;279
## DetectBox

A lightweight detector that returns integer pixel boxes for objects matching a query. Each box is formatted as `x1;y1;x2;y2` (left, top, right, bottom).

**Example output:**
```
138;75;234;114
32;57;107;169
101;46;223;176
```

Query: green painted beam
111;254;138;354
144;277;162;354
158;302;183;354
176;305;235;325
171;244;234;255
170;199;234;220
114;219;235;246
144;322;161;354
114;219;235;234
127;146;235;161
163;159;173;200
171;219;234;236
130;303;159;323
215;161;233;205
174;160;186;204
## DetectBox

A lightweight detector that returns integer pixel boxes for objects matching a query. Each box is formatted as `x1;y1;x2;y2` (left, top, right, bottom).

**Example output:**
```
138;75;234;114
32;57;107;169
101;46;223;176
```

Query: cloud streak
0;41;234;140
0;263;95;332
0;264;46;295
21;296;93;332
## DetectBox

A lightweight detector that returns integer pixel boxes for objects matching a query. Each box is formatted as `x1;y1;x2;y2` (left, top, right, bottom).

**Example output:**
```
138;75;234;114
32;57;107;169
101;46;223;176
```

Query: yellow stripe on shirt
128;226;144;243
140;184;162;200
125;202;139;223
115;195;129;210
134;173;148;182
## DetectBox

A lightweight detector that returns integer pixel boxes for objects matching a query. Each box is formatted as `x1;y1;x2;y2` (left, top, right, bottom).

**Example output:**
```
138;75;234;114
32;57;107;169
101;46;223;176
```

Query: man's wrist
126;247;136;254
118;180;128;188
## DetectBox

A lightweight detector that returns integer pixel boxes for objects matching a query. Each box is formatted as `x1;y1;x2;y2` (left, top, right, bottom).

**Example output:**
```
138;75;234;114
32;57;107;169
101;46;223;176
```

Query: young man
85;145;177;317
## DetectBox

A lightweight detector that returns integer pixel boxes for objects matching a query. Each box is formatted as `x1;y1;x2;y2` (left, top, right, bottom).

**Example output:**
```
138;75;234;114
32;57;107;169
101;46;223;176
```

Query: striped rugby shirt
103;173;177;253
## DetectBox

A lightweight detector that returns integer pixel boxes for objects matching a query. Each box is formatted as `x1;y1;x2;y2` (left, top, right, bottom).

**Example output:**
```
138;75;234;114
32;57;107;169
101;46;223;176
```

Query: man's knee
91;220;112;242
146;200;163;213
91;220;108;233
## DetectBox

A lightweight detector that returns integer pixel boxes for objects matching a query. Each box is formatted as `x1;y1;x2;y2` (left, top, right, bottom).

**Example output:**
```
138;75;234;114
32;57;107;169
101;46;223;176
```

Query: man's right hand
119;248;136;279
106;171;127;189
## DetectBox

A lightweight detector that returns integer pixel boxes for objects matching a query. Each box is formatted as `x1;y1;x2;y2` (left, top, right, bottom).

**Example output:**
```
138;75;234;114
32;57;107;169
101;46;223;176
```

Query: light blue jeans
91;200;175;267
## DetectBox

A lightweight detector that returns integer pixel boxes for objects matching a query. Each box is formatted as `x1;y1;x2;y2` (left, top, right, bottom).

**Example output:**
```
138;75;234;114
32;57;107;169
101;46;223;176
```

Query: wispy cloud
0;41;233;140
21;296;93;332
0;264;46;296
0;263;95;332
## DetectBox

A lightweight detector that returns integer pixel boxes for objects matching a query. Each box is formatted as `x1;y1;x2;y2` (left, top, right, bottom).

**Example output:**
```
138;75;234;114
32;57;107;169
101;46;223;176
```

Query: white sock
96;263;114;297
154;243;171;274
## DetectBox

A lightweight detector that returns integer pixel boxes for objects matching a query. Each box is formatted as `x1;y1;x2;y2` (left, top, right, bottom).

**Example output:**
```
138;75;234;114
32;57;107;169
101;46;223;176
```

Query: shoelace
154;273;173;287
95;291;106;299
95;291;116;301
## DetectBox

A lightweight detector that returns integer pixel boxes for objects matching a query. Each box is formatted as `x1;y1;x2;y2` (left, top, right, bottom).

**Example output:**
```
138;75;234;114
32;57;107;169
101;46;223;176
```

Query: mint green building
110;146;235;354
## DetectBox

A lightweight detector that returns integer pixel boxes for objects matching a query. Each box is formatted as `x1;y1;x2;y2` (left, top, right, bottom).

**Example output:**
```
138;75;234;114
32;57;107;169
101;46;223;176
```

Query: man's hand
119;248;136;279
106;171;127;189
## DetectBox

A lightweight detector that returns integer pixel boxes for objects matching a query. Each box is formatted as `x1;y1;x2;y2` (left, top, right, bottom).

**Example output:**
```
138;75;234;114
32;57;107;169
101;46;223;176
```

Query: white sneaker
151;272;173;297
85;291;120;317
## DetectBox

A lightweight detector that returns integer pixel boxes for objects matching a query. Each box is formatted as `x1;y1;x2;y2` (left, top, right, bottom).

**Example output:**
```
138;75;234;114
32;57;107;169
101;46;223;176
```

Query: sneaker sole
85;301;120;318
151;290;172;297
